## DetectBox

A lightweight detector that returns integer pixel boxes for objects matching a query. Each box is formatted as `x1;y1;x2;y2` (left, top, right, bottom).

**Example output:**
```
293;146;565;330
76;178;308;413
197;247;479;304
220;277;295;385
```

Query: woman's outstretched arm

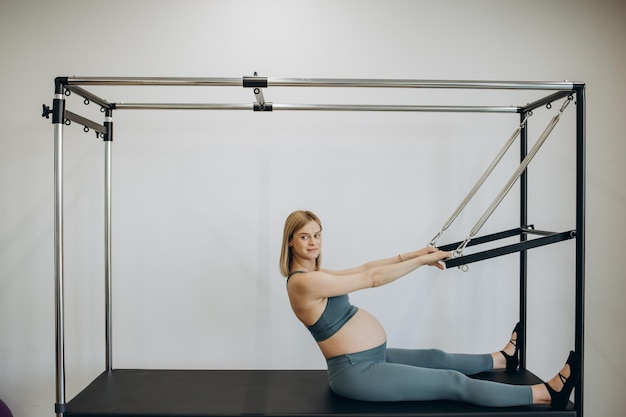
327;247;447;276
292;249;450;300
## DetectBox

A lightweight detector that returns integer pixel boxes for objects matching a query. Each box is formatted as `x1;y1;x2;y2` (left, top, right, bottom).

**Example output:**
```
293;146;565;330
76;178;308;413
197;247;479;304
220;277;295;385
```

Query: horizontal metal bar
67;77;242;87
273;103;519;113
269;78;577;91
112;102;519;113
65;86;111;108
64;76;577;91
64;110;106;134
444;230;576;269
113;103;252;110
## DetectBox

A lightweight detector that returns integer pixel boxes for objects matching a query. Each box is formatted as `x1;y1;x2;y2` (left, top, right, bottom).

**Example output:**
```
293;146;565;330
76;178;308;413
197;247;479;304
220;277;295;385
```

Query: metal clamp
248;72;272;112
243;72;268;88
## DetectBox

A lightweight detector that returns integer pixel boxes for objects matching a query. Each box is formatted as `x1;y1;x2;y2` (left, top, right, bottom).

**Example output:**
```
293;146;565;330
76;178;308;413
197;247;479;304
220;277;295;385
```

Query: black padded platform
64;369;575;417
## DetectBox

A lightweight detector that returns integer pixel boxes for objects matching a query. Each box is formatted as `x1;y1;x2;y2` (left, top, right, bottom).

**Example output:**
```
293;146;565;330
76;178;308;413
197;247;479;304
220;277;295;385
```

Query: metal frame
47;76;586;416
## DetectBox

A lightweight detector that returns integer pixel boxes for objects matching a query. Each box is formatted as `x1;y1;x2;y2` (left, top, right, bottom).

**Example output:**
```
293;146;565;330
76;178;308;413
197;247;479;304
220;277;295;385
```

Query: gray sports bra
288;270;359;342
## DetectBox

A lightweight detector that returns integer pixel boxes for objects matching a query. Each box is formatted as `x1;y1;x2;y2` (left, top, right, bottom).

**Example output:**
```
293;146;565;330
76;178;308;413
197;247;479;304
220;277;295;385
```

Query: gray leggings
326;343;532;407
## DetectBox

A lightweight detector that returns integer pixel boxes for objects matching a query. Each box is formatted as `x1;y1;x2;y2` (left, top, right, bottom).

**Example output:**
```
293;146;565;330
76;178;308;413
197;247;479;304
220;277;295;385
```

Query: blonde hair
279;210;322;277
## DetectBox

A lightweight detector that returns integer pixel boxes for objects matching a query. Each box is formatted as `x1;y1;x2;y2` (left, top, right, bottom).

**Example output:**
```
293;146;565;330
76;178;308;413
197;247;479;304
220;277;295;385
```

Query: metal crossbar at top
57;76;580;116
60;75;577;90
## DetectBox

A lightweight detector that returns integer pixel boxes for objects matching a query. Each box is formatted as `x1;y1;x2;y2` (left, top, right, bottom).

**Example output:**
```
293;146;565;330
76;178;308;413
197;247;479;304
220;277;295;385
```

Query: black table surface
63;368;576;417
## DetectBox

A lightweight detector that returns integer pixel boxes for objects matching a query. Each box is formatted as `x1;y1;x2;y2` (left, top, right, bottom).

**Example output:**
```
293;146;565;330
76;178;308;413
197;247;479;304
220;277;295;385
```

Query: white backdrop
1;1;624;416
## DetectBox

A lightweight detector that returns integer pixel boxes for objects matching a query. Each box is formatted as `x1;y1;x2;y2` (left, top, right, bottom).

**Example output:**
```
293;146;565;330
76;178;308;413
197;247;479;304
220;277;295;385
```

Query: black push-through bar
439;227;576;269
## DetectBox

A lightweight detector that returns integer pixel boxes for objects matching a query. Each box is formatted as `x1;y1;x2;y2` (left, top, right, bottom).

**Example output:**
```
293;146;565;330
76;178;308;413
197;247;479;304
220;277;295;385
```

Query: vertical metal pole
53;80;66;416
519;111;528;371
104;110;113;371
574;85;586;417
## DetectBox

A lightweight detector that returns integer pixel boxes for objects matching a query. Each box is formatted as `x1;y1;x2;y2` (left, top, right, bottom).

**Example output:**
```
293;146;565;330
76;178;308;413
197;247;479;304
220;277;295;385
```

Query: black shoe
545;351;581;410
500;322;522;371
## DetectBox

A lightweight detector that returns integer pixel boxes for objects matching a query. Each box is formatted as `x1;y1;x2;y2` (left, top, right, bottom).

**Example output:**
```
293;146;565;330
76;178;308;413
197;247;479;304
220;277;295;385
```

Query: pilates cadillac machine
44;76;586;417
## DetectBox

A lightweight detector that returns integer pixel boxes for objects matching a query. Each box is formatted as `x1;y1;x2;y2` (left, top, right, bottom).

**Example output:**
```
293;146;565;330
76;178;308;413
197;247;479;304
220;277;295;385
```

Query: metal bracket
245;72;272;112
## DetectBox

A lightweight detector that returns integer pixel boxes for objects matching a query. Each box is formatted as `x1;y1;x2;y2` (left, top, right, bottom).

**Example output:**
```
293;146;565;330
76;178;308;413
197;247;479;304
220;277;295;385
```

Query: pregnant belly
317;308;387;359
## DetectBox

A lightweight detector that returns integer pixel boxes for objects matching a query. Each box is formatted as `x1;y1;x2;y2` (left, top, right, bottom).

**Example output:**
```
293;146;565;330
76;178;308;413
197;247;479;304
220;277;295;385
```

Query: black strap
287;270;306;280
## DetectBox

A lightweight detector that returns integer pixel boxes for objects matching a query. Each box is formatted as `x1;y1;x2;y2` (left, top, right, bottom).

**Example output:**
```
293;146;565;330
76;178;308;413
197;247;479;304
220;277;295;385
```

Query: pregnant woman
280;210;580;409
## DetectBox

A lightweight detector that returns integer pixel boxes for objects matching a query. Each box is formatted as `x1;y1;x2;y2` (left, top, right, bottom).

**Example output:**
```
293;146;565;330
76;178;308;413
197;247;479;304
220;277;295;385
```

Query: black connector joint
243;76;268;89
253;102;273;112
55;77;69;95
46;76;69;125
51;99;65;124
102;108;113;141
55;402;67;413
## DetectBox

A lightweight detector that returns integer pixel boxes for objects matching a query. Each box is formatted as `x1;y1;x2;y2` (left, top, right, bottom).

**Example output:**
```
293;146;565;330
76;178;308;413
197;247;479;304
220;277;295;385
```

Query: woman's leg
385;324;520;373
386;348;493;375
329;360;533;406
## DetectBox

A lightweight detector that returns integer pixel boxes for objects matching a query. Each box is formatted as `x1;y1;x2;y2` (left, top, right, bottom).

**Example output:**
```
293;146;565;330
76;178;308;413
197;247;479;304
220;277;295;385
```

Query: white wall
1;0;624;416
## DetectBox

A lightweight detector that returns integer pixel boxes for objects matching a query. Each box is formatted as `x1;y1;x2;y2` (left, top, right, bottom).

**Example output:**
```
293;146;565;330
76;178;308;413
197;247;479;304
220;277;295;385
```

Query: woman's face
289;220;322;262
